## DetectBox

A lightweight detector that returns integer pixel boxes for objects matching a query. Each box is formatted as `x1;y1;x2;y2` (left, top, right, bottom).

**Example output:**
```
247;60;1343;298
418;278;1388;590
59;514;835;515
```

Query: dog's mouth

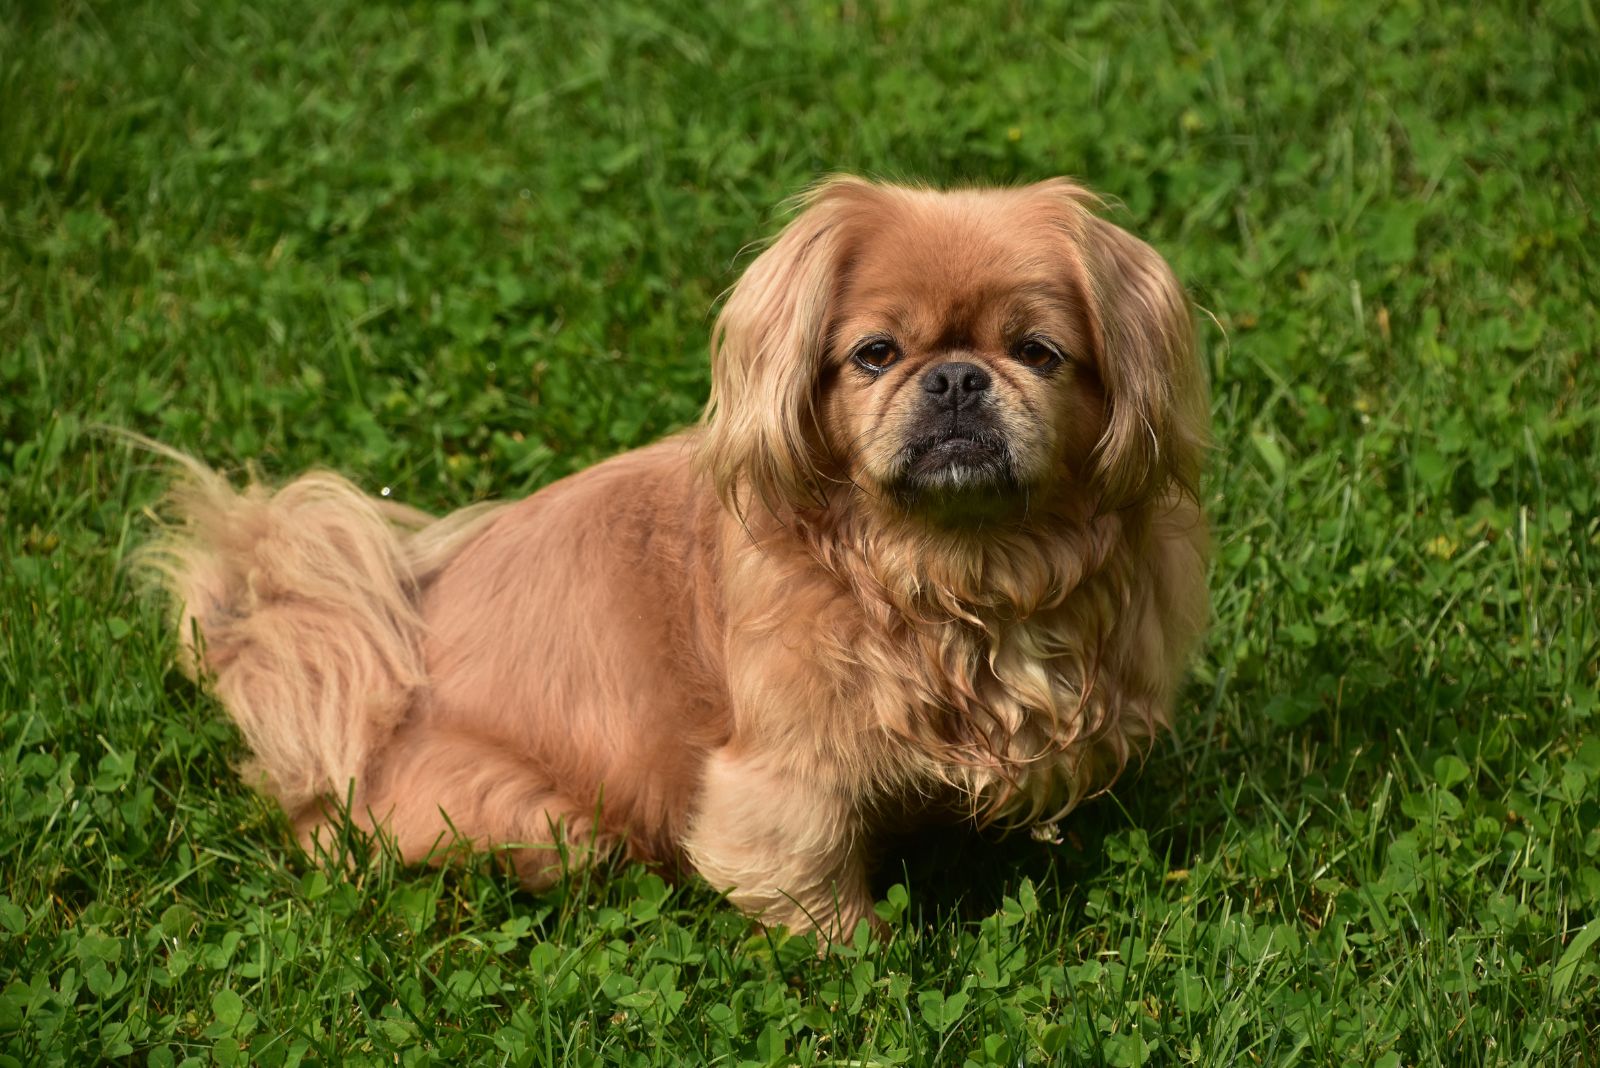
892;427;1017;499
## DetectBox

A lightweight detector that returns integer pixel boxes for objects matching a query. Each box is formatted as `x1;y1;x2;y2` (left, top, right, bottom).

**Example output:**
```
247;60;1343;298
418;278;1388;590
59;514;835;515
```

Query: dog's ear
1039;182;1208;508
701;177;874;516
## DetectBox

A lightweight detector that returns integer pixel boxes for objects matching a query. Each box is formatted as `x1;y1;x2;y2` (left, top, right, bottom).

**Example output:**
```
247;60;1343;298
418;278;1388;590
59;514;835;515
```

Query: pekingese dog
147;177;1209;938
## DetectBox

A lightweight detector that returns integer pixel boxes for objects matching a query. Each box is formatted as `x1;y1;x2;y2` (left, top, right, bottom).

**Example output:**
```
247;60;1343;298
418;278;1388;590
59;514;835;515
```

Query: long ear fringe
1034;182;1209;509
698;176;880;519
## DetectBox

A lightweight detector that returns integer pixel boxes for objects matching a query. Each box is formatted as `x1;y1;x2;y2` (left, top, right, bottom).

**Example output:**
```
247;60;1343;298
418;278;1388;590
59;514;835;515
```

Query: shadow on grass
872;784;1166;933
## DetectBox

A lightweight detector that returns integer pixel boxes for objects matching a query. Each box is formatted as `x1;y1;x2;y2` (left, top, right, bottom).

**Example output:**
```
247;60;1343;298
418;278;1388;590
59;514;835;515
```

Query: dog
144;177;1209;938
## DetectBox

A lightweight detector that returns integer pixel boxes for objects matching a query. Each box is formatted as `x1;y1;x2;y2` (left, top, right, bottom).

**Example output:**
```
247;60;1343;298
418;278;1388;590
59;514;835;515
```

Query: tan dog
147;177;1209;938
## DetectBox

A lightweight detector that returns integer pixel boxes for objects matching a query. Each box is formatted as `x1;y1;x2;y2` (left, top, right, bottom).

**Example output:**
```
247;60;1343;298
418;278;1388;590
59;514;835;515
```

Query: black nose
922;361;991;410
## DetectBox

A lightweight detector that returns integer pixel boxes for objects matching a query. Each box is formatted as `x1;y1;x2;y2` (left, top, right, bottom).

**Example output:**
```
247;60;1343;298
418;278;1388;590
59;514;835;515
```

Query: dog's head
701;178;1206;525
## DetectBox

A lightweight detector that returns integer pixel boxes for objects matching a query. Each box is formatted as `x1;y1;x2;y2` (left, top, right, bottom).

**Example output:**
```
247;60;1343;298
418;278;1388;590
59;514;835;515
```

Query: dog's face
703;179;1206;525
818;197;1108;516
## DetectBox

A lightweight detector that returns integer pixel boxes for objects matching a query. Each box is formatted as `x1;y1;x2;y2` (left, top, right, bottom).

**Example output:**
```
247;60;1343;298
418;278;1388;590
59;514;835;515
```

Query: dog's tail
125;435;503;819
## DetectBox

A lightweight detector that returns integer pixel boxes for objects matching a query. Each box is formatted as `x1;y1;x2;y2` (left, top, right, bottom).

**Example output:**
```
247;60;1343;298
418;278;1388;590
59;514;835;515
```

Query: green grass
2;0;1598;1064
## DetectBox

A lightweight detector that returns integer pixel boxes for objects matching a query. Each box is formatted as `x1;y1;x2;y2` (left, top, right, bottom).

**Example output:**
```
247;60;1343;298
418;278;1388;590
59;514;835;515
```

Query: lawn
2;0;1597;1064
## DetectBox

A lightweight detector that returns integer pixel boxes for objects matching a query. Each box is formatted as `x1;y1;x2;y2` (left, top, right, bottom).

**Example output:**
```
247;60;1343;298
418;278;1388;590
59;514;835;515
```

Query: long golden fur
143;177;1209;937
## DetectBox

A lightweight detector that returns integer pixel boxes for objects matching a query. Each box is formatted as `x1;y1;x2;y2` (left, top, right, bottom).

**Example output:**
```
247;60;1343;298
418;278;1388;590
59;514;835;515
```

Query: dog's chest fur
725;510;1146;827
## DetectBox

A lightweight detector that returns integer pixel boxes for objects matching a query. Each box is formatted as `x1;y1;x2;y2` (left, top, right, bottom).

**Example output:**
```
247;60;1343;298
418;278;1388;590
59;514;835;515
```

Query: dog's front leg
683;746;875;942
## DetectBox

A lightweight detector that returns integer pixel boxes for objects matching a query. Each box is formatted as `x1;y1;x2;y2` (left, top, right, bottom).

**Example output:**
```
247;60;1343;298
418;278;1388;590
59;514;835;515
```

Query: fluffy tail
127;436;501;818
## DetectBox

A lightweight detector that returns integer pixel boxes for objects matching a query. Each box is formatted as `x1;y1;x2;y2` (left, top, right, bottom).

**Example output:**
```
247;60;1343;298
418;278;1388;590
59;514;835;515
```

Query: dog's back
142;436;730;877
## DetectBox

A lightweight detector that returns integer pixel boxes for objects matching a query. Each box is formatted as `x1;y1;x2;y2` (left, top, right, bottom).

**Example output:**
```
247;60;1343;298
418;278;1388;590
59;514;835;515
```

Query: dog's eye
853;339;900;372
1014;337;1064;370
